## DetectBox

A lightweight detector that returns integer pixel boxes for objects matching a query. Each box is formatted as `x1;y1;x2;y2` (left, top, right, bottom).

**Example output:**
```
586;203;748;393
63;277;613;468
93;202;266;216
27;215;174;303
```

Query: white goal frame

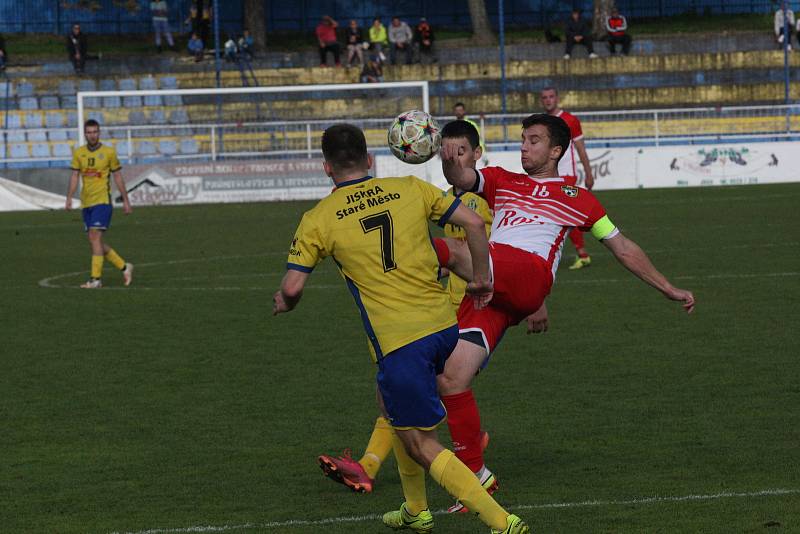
75;81;430;145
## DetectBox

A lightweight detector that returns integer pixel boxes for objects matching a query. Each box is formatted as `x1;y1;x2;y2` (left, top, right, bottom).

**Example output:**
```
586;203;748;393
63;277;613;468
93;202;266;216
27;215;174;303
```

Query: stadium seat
5;113;22;129
61;96;77;109
58;80;77;96
28;131;48;142
129;110;146;124
179;138;199;154
53;142;73;157
10;143;29;158
19;97;38;110
31;143;51;158
168;109;189;124
115;141;130;157
83;96;101;108
87;111;105;123
139;77;158;90
123;95;143;108
103;96;122;108
119;78;137;91
163;94;183;106
0;144;5;158
158;139;177;156
78;79;97;92
40;96;60;110
46;111;66;128
6;130;26;142
66;112;78;127
16;82;35;97
150;109;167;125
0;82;14;97
159;76;178;89
144;95;163;106
24;113;43;128
99;79;117;91
48;129;69;141
137;140;157;155
109;128;128;139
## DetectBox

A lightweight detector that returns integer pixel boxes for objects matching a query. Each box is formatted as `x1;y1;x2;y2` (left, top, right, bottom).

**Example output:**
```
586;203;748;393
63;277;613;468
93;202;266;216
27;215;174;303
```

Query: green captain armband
590;215;617;240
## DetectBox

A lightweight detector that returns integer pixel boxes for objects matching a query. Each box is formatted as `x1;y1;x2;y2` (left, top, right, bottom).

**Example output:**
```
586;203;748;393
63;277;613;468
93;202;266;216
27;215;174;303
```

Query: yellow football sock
391;433;428;516
359;416;393;479
90;255;104;279
104;248;126;270
429;449;508;531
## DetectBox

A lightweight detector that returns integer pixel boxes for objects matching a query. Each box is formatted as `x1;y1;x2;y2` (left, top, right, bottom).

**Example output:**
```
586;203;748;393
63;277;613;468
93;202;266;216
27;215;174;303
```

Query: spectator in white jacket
388;16;413;65
774;2;795;50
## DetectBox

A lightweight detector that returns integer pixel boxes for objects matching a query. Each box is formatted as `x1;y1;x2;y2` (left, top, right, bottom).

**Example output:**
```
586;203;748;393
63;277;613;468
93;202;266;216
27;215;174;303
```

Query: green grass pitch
1;183;798;533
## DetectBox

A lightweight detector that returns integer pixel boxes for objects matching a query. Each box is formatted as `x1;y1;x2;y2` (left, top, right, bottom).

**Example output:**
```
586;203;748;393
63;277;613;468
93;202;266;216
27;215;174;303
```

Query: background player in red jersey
437;113;695;507
540;86;595;270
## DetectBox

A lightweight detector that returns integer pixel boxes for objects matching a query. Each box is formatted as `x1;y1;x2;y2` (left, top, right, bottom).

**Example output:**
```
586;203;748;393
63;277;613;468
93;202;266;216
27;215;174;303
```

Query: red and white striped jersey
556;109;584;178
476;166;613;278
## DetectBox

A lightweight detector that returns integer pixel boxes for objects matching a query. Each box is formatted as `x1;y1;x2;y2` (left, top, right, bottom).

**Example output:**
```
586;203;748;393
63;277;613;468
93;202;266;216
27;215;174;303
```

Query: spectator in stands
185;4;200;37
345;19;365;67
388;16;413;65
0;34;6;71
188;32;204;62
774;2;795;51
360;55;384;83
369;17;388;61
316;15;341;67
238;29;254;59
564;9;597;59
150;0;175;53
606;8;631;55
200;4;212;48
415;17;436;64
224;35;238;62
66;23;88;74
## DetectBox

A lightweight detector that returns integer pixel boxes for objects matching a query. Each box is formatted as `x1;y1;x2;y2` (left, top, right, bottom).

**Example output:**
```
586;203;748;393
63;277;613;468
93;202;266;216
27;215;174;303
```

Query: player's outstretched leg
317;449;374;493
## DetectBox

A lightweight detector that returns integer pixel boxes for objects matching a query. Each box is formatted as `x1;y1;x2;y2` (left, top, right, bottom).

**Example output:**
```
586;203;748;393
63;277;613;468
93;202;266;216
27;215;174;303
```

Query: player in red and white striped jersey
437;113;695;491
540;87;595;270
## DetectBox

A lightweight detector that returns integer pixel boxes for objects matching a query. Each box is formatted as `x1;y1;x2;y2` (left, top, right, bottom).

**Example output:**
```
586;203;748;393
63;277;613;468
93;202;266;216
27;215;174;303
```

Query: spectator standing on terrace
774;2;795;50
345;19;365;67
564;9;597;59
316;15;341;67
188;32;204;62
388;16;413;65
150;0;175;53
360;55;384;83
66;23;88;74
415;17;436;64
369;18;388;59
605;8;631;55
199;4;212;48
238;30;254;59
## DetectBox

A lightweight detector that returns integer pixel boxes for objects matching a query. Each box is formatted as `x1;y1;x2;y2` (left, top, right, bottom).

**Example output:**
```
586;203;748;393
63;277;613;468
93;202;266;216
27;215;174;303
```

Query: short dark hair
521;113;570;163
442;120;480;150
84;119;100;129
321;124;368;172
453;102;465;109
541;86;558;95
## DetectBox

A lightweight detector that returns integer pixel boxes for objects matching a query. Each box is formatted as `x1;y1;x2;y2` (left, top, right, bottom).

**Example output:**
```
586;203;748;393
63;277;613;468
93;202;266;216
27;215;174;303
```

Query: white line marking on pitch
109;487;800;534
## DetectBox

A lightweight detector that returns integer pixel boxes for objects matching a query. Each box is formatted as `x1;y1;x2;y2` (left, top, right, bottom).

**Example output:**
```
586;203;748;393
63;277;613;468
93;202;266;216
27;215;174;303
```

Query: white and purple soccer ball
387;110;442;164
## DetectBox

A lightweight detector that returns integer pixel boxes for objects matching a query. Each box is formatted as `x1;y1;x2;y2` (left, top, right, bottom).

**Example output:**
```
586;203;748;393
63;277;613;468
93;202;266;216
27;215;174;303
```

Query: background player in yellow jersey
273;123;530;534
65;119;133;289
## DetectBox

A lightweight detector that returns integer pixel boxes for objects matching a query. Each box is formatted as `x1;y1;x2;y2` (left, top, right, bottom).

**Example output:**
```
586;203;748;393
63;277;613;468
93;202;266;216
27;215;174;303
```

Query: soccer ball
387;110;441;164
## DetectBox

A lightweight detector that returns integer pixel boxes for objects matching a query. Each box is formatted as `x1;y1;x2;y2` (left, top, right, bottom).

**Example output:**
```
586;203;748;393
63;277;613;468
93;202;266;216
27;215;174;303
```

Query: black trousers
608;34;632;55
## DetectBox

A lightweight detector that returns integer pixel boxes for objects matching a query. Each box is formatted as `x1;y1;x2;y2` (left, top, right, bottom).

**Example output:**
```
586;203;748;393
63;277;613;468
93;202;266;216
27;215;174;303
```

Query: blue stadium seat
40;96;60;110
58;80;77;96
144;95;163;106
140;77;158;90
99;79;117;91
53;142;73;158
163;94;183;106
31;143;51;158
109;128;128;139
119;78;137;91
87;111;105;124
49;129;69;141
0;144;5;158
7;130;26;142
158;139;177;155
10;143;29;158
66;112;78;127
159;76;178;89
0;82;14;97
123;95;143;108
103;96;122;108
61;96;77;108
6;113;23;129
150;109;167;125
28;131;48;142
19;97;38;110
83;96;101;108
24;113;43;128
179;138;199;154
78;79;97;92
115;141;130;157
46;111;66;128
168;109;189;124
129;110;146;125
137;140;157;155
17;82;35;97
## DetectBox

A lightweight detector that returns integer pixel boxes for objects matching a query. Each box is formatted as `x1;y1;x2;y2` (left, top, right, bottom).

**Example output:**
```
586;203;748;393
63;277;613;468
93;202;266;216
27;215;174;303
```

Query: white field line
109;487;800;534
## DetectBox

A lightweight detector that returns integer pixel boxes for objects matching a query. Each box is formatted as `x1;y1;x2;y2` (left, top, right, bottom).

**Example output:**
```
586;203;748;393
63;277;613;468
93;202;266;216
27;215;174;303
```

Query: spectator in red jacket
316;15;341;67
606;8;632;55
415;17;436;64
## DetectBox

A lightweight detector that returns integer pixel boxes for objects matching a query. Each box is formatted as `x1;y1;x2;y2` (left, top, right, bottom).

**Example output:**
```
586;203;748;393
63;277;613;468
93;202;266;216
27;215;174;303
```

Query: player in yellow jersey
65;119;133;289
273;123;530;534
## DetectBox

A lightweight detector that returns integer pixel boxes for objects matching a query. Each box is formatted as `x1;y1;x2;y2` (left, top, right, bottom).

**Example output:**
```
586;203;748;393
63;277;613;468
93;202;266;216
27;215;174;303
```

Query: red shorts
457;242;553;353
